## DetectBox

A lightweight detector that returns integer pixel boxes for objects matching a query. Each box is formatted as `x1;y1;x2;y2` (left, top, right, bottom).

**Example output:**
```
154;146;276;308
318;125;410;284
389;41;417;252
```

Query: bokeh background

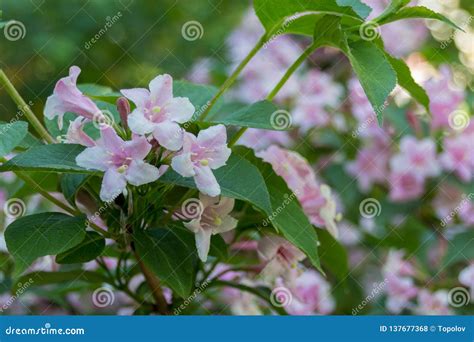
0;0;473;315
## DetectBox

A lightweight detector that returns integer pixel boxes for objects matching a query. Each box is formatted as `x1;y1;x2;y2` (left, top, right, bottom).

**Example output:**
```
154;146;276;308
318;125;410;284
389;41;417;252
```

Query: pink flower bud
116;97;131;130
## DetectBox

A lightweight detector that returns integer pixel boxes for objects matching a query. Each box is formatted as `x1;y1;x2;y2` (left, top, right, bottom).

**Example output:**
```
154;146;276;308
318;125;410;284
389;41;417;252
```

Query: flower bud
116;97;131;130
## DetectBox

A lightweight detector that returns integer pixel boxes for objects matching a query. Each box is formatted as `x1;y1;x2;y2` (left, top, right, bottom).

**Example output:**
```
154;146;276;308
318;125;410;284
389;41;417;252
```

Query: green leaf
374;0;410;23
379;6;462;30
61;174;90;206
344;39;397;124
318;229;349;281
173;80;221;118
0;121;28;157
442;230;474;268
5;213;87;274
209;235;229;261
56;231;106;264
253;0;367;37
78;83;120;104
160;153;273;214
133;227;198;298
13;270;107;290
313;15;345;48
0;144;91;174
207;100;288;130
385;54;430;113
234;147;321;272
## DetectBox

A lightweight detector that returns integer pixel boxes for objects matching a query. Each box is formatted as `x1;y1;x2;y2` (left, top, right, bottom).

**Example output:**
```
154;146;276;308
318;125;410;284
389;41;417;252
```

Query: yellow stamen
200;159;209;166
152;106;162;113
117;165;128;173
214;217;222;226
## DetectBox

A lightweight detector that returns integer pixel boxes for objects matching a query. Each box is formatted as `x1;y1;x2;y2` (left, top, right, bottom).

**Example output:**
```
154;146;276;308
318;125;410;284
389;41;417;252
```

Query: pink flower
183;194;237;262
257;235;306;283
415;290;452;315
346;146;390;192
238;129;292;151
285;269;335;315
65;117;95;147
425;65;465;130
76;127;161;201
44;66;102;129
383;250;416;277
293;70;344;132
121;74;195;151
257;145;339;237
171;125;231;197
388;170;425;202
382;250;418;313
390;136;440;179
440;134;474;182
459;264;474;289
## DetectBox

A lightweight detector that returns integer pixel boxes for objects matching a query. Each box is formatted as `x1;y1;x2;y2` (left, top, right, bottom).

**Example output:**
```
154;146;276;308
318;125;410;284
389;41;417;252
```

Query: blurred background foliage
0;0;248;122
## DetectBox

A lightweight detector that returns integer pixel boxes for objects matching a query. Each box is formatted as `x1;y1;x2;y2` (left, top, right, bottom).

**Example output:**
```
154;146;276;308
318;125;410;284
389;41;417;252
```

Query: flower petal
149;74;173;105
183;219;202;234
100;168;127;202
75;146;110;171
127;109;155;135
124;135;152;160
195;228;212;262
212;216;238;235
153;121;184;151
165;97;195;123
120;88;150;108
125;160;161;186
194;166;220;196
197;124;227;148
171;152;195;177
98;127;125;155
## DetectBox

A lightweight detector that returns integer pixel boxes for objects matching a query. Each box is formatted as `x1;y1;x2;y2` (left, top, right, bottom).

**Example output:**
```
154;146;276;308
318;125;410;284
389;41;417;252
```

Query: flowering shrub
0;0;473;315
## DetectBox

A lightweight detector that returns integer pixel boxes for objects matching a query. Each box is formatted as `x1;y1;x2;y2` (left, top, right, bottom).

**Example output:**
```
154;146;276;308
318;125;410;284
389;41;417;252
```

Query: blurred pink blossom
285;269;335;315
425;66;465;130
415;290;452;315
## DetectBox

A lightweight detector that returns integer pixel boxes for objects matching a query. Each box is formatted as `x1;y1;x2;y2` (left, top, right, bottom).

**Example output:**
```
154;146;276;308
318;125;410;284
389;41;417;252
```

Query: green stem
199;34;267;121
229;42;319;148
0;69;55;144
